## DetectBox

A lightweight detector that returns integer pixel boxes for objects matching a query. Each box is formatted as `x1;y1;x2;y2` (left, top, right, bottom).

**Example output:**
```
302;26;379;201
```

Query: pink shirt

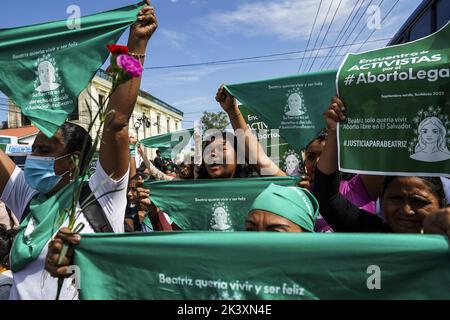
339;175;376;214
314;174;376;232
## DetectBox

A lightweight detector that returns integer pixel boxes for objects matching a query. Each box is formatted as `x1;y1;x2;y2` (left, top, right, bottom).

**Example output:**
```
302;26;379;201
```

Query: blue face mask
24;154;71;194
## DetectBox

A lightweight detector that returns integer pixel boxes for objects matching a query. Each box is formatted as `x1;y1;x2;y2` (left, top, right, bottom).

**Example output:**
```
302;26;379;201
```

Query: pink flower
116;54;143;78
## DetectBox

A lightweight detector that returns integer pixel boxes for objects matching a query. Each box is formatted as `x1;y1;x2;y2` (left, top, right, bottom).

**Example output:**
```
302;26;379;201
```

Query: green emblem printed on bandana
225;70;337;151
0;2;144;137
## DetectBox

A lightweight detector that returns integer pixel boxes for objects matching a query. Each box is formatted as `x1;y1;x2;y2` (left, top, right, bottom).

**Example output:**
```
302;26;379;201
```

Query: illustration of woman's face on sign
420;122;440;145
417;117;448;151
285;154;299;175
410;116;450;162
36;60;60;92
213;207;229;230
287;93;302;113
39;61;55;84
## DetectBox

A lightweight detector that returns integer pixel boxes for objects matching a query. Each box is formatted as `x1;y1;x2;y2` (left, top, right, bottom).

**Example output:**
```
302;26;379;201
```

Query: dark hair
197;132;259;179
304;129;328;152
0;224;17;269
176;162;195;179
382;176;446;207
59;122;93;170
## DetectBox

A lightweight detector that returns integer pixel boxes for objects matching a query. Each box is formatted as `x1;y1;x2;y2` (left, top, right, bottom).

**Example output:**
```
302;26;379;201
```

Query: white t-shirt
1;162;128;300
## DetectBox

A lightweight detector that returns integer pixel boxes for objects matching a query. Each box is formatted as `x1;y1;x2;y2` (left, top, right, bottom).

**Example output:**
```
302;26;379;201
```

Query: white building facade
8;70;184;160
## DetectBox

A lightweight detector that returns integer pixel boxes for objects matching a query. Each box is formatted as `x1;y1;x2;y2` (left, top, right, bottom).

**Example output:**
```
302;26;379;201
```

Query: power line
318;0;363;71
303;0;335;73
307;0;344;73
350;0;385;46
183;109;221;115
146;50;369;71
323;0;366;70
190;54;350;67
297;0;323;73
325;0;370;69
330;0;378;70
0;104;22;115
330;0;376;70
334;0;398;70
146;50;314;70
354;0;400;52
144;38;389;70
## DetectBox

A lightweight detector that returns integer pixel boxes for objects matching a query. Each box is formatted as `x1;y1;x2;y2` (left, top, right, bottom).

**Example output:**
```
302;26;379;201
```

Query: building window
21;114;31;126
157;114;161;134
167;118;170;133
67;98;79;121
98;94;105;107
175;122;179;131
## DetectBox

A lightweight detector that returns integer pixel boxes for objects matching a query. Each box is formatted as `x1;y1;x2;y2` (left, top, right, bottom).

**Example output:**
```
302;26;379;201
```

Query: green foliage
200;111;229;132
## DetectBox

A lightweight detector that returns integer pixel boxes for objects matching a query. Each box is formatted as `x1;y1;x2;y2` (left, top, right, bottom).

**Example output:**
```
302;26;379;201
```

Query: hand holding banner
74;232;450;300
0;2;144;137
225;70;337;151
144;176;300;231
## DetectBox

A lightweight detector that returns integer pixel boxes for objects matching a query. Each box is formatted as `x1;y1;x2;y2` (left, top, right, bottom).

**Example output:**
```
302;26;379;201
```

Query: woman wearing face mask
0;3;158;299
312;96;450;235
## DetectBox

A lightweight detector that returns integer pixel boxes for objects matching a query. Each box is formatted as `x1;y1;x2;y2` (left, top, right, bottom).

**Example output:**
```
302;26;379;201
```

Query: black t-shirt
154;156;165;171
312;168;392;233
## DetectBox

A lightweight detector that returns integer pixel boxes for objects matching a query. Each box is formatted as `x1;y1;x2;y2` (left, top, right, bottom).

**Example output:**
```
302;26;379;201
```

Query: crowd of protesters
0;1;449;300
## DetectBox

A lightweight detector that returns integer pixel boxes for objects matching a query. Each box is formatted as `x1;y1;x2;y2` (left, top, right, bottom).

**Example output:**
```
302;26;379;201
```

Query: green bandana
9;181;78;272
240;105;302;177
141;128;194;149
0;2;143;137
74;232;450;300
225;70;337;150
249;184;319;232
144;176;300;231
158;147;173;160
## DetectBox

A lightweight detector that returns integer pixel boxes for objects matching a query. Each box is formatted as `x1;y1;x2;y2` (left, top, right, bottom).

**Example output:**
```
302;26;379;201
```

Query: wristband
129;52;146;59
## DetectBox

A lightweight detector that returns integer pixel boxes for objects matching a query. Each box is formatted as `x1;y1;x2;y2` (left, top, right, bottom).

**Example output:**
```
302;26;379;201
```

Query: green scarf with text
0;2;144;137
144;176;300;231
9;181;78;272
74;232;450;300
225;70;337;150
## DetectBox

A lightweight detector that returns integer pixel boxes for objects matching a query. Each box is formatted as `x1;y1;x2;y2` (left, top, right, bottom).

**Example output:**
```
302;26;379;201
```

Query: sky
0;0;424;128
